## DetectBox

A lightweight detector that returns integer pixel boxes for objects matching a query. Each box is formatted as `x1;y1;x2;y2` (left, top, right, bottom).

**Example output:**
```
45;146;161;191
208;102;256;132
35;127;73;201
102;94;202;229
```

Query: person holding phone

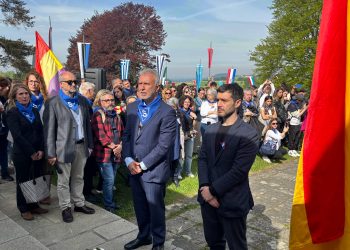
261;118;289;163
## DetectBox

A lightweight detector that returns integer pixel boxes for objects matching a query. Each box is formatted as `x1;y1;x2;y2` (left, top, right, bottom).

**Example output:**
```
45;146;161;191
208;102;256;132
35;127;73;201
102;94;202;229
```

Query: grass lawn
51;152;294;220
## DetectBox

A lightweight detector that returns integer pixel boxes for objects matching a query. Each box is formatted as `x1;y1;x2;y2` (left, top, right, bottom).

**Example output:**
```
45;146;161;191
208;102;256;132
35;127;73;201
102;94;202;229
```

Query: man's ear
235;99;242;109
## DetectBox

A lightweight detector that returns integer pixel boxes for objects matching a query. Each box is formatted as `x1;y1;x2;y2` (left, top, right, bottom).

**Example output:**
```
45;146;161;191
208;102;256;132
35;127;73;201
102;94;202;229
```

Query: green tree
250;0;322;89
0;0;35;73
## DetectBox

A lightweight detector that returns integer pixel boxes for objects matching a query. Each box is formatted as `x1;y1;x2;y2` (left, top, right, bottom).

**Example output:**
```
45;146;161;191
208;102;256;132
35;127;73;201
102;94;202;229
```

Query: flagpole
48;16;52;50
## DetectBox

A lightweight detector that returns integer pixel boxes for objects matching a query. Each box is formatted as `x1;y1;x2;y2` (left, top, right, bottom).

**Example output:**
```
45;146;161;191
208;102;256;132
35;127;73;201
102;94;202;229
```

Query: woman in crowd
287;94;308;157
92;90;123;212
113;86;126;125
259;96;277;135
166;97;182;186
24;71;52;205
177;95;197;178
6;84;48;220
273;88;288;131
260;118;289;163
24;71;47;118
161;87;172;103
113;85;126;106
200;88;218;135
0;77;14;182
258;80;275;108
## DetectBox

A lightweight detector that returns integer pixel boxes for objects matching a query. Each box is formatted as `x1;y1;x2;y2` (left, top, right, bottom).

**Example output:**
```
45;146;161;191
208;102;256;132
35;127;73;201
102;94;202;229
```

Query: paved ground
0;159;297;250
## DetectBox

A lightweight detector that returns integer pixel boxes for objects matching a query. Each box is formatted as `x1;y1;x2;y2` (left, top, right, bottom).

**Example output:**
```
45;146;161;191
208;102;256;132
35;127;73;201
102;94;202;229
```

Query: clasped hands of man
200;186;220;208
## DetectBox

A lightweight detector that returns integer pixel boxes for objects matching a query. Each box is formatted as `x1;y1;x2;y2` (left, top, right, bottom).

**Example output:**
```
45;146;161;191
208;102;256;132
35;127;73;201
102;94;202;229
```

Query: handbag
259;140;277;156
19;162;50;203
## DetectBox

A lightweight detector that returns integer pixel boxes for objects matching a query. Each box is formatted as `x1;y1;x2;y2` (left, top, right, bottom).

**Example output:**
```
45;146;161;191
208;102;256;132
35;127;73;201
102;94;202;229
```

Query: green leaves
0;0;34;73
250;0;322;89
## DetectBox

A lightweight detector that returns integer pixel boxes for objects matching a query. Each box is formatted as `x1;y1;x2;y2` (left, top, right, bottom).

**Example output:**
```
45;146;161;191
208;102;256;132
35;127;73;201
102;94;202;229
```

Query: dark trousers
271;147;288;159
13;155;41;213
0;134;9;177
83;155;98;195
288;125;302;151
130;176;166;246
201;203;248;250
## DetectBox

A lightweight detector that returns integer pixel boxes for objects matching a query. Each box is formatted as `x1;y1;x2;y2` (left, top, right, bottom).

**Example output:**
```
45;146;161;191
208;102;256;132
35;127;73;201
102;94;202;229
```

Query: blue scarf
31;93;44;111
180;107;191;119
59;89;79;112
243;100;255;107
105;109;117;118
16;101;35;123
207;99;217;104
137;95;161;125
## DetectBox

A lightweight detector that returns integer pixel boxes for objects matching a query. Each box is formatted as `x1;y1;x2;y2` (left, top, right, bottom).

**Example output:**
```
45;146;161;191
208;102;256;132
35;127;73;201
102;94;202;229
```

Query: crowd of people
0;69;308;249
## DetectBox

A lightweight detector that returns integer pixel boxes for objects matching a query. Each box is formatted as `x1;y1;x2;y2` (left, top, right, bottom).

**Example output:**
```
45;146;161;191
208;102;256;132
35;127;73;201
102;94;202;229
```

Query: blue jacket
122;100;177;183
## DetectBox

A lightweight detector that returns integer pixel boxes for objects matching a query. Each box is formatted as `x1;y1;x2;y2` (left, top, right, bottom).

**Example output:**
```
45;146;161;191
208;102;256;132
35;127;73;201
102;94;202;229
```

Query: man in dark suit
122;69;177;250
43;71;95;223
198;83;259;249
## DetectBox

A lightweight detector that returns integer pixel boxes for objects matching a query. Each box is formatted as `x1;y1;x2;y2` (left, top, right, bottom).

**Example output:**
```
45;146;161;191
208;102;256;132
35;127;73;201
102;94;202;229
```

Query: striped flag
156;55;165;81
77;42;91;79
226;68;236;84
120;59;130;80
196;64;203;90
161;66;167;86
247;76;255;86
289;1;350;249
35;31;63;97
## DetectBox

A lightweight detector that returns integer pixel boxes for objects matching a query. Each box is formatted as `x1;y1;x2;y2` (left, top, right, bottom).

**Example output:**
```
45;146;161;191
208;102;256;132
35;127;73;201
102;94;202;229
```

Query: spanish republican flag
35;31;63;97
289;1;350;249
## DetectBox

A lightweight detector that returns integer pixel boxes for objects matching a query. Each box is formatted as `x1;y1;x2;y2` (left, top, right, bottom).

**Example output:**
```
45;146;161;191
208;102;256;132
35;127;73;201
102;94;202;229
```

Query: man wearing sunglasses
43;71;95;223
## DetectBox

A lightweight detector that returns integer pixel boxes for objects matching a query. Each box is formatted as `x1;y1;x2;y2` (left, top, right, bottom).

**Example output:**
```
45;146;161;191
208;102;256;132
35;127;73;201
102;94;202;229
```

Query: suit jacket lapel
136;109;161;141
58;96;75;121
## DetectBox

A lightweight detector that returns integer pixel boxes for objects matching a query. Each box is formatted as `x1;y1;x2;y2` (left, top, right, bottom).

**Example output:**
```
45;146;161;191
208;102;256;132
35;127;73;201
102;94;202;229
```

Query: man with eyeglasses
43;71;95;223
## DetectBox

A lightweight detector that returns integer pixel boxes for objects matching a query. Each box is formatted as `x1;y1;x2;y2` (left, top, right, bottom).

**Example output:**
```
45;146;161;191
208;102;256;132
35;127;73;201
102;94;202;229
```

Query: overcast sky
2;0;273;79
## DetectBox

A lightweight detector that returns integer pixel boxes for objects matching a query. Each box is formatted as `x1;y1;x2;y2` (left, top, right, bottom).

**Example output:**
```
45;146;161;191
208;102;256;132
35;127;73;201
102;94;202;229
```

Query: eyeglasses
271;123;278;125
28;80;39;84
165;92;171;95
101;99;115;103
62;80;79;85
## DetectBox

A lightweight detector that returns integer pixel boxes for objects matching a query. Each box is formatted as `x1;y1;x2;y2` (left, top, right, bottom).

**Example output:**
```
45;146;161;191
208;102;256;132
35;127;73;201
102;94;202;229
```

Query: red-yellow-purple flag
289;1;350;249
35;31;63;97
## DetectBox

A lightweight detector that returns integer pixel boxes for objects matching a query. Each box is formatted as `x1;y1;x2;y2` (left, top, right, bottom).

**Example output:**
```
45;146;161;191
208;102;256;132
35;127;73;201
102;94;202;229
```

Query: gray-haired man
44;71;95;223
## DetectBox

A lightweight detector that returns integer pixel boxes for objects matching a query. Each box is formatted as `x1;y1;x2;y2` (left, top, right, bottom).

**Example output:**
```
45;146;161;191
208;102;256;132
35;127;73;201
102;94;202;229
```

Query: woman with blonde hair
161;87;172;103
6;83;48;220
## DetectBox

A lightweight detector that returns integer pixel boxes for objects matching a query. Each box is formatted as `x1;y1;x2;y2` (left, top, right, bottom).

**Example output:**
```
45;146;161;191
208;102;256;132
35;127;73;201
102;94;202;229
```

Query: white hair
79;81;95;95
206;88;217;97
139;68;160;85
167;97;178;107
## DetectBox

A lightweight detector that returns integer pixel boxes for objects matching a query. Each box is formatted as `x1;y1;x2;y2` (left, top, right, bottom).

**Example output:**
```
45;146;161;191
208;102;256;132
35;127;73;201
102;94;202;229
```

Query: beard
218;107;236;121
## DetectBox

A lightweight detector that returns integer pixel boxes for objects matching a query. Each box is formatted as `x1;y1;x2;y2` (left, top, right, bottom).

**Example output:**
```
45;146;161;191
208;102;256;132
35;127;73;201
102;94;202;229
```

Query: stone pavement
0;159;297;250
160;159;298;250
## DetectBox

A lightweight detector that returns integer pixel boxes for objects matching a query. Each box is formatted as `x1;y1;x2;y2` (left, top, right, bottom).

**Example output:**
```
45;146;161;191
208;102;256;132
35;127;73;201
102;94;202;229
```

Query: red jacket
91;110;123;163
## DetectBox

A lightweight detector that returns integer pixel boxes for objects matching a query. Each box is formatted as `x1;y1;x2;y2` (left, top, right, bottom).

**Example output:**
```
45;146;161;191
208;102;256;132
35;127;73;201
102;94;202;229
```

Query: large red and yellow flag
289;1;350;249
35;31;63;97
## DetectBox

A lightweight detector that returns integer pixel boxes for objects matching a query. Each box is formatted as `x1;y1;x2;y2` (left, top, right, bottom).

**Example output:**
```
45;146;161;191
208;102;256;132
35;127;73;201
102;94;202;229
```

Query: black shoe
74;205;95;214
62;207;73;223
124;237;152;250
152;245;164;250
2;175;14;181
